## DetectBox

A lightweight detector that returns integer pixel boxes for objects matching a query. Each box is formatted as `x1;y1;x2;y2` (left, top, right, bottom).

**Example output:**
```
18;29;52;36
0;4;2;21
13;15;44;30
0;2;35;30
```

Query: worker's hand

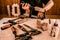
38;12;44;18
22;3;30;10
22;3;30;14
34;6;45;13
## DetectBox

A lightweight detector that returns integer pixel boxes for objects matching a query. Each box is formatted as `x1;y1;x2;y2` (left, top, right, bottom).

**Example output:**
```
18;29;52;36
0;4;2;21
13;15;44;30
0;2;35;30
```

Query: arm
43;0;54;11
34;0;54;18
34;0;54;12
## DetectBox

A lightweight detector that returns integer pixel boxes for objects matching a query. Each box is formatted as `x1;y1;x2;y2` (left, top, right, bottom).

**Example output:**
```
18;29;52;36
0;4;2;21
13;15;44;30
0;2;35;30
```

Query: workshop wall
0;0;20;15
46;0;60;15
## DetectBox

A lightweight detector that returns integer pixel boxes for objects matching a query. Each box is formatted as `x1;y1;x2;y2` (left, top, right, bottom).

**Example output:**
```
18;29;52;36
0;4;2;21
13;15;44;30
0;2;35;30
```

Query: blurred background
0;0;60;19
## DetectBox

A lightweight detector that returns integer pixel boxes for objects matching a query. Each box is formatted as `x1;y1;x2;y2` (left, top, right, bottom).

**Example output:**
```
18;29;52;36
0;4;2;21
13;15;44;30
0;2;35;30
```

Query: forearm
43;0;54;11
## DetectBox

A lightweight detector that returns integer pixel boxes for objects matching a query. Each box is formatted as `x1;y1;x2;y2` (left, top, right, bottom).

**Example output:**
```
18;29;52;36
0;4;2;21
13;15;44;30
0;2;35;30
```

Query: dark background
0;0;60;19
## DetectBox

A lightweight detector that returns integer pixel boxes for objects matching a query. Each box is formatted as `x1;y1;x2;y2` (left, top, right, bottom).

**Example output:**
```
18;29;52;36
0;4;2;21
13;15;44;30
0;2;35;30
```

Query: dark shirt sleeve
42;0;50;5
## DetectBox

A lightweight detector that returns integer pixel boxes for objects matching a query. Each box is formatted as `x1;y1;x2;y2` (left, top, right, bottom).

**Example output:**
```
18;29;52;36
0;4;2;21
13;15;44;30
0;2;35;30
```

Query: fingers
38;12;43;18
27;3;30;6
22;3;26;10
25;3;28;7
22;3;25;9
22;3;25;7
22;3;30;10
22;3;28;7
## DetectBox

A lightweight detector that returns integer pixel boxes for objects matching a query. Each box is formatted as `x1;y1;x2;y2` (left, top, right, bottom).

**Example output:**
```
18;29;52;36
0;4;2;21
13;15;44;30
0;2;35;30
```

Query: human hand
38;12;44;18
22;3;30;10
